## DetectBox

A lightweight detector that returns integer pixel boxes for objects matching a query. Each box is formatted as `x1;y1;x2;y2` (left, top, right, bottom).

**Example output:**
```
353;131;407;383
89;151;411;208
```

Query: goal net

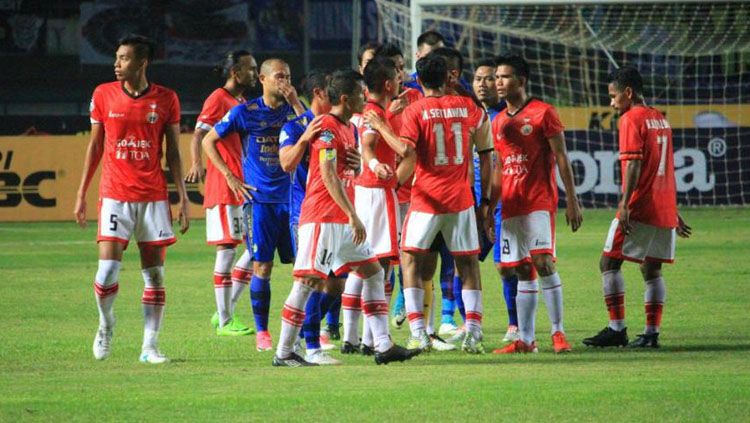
375;0;750;207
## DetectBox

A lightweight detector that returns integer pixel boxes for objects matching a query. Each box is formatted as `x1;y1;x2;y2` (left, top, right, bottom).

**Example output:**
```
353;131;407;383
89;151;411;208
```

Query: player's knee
515;262;534;280
254;261;273;278
640;262;662;280
499;265;515;279
599;255;622;273
95;260;122;285
532;254;555;276
142;266;165;288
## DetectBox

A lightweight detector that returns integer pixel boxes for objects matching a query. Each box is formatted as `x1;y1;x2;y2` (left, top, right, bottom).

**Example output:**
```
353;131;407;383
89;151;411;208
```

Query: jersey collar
505;96;536;117
121;82;151;99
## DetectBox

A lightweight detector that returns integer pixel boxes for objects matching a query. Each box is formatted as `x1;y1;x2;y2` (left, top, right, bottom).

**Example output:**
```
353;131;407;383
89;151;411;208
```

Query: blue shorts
250;202;294;264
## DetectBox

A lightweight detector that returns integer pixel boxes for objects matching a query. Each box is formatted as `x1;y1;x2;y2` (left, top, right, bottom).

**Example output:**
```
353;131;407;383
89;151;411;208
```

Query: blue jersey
404;71;473;94
279;109;315;224
214;97;298;203
474;101;507;205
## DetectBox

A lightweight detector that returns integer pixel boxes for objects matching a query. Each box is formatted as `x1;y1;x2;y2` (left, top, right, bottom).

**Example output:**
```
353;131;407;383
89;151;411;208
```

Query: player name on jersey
421;107;469;120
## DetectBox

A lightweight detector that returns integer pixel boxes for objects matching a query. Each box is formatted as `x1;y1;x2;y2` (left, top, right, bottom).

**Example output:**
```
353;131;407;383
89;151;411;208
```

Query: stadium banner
0;135;207;222
561;128;750;207
558;104;748;130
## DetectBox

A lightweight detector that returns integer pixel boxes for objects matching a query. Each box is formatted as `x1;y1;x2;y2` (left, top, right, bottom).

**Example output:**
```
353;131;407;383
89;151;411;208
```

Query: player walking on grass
75;34;189;364
583;66;691;349
398;54;494;354
273;70;420;367
491;55;582;355
188;50;257;337
202;58;305;352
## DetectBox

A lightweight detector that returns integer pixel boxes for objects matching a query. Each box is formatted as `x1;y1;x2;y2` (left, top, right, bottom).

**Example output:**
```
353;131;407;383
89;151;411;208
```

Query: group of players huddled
76;30;691;366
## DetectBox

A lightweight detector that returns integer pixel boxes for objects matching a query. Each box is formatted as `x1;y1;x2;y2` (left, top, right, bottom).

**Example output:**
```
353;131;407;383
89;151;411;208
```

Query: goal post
375;0;750;207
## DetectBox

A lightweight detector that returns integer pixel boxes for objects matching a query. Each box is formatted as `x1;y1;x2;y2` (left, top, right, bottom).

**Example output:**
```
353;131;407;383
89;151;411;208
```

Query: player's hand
349;213;367;245
277;79;300;106
617;200;632;235
178;199;190;234
566;198;583;232
184;162;205;183
299;116;325;144
363;110;386;131
74;196;87;228
677;213;692;238
388;91;409;115
226;173;257;203
345;147;361;173
479;204;495;243
374;163;394;180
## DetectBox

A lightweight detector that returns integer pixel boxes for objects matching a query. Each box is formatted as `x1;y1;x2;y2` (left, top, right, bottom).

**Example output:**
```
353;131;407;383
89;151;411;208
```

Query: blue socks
302;291;322;350
502;274;519;326
250;275;271;332
453;275;466;323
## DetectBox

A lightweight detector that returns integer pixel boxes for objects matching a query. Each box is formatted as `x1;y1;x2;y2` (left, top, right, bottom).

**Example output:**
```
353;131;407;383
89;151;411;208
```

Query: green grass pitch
1;208;748;421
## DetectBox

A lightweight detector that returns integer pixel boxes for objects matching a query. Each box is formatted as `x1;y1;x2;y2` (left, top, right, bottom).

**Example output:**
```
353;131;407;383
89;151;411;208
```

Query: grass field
1;208;749;421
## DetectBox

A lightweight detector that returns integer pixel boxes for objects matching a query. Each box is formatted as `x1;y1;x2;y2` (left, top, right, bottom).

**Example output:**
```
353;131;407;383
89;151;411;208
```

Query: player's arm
489;153;502;211
472;117;495;241
185;127;208;183
279;116;324;172
618;158;642;235
549;132;583;232
319;148;366;245
165;124;190;234
363;110;410;157
74;123;105;228
361;131;394;180
202;128;256;202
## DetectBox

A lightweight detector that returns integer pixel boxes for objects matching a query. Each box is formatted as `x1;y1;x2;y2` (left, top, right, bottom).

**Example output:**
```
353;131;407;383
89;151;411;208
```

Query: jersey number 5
433;122;465;166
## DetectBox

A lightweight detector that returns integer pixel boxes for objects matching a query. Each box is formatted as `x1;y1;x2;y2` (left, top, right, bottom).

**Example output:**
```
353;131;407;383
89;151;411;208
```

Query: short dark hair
417;30;444;48
496;55;530;81
431;47;463;73
214;50;252;78
363;56;396;94
302;69;330;101
609;66;643;95
118;33;156;61
416;54;448;89
327;69;364;105
357;41;381;66
375;42;404;59
474;57;497;72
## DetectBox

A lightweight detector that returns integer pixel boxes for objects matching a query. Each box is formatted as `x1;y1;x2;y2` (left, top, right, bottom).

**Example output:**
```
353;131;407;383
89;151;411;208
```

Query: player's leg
213;245;235;330
229;249;253;322
250;202;276;351
273;277;322;366
390;202;410;328
341;272;364;352
319;277;343;349
494;206;519;342
437;245;459;337
92;240;125;360
361;258;392;355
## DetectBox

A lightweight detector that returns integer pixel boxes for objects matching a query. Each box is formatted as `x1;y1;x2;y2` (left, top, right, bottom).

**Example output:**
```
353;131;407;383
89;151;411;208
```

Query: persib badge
320;129;334;144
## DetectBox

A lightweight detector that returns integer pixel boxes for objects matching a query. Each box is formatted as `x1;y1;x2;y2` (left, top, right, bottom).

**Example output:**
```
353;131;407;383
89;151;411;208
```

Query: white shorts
500;210;555;266
97;197;175;248
206;204;244;245
293;222;378;279
603;218;676;263
354;185;400;260
401;206;479;255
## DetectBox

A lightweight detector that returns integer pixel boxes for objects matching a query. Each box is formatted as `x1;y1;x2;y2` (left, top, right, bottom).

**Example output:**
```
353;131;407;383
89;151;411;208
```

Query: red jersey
617;106;678;228
492;98;564;218
90;82;180;202
357;101;397;189
196;88;245;208
299;114;358;224
399;95;487;214
389;87;423;204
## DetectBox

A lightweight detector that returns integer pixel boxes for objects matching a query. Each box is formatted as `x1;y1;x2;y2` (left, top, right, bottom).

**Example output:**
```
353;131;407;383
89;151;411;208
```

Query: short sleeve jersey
357;101;398;189
299;114;358;225
473;101;506;204
214;97;297;203
279;109;315;224
399;95;487;214
89;81;180;202
196;88;244;208
617;106;678;228
492;98;564;219
388;87;423;204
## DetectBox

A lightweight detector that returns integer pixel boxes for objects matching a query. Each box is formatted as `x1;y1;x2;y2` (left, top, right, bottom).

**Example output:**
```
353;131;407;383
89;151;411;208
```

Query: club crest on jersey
146;103;159;124
320;130;334;144
246;103;259;111
520;118;533;136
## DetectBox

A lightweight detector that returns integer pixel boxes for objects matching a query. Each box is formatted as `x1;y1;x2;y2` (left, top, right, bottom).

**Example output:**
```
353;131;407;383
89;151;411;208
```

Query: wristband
368;158;381;172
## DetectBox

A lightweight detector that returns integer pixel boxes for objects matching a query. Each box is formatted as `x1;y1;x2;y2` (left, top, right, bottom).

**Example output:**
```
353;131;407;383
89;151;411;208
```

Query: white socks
141;266;165;351
404;287;425;337
461;289;483;337
94;259;121;329
214;248;235;327
342;273;363;345
230;249;253;314
540;272;564;334
644;277;666;334
361;269;392;353
276;281;313;358
516;280;538;345
602;270;626;331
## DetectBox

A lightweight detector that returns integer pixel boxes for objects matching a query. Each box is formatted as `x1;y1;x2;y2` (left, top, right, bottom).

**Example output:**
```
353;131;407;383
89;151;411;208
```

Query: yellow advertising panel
0;135;206;222
558;104;748;130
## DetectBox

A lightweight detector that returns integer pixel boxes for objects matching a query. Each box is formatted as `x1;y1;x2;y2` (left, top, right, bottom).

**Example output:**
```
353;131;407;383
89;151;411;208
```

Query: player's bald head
260;58;289;75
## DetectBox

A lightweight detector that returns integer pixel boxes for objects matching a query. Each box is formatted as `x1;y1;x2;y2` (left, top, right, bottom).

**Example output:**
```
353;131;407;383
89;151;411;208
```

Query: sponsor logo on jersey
320;130;334;144
108;111;124;118
279;130;289;144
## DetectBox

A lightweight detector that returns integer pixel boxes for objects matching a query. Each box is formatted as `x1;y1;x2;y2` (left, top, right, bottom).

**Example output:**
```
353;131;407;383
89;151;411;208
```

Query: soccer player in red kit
583;66;691;349
74;34;189;364
189;50;258;336
491;55;583;354
272;69;419;366
398;54;495;354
